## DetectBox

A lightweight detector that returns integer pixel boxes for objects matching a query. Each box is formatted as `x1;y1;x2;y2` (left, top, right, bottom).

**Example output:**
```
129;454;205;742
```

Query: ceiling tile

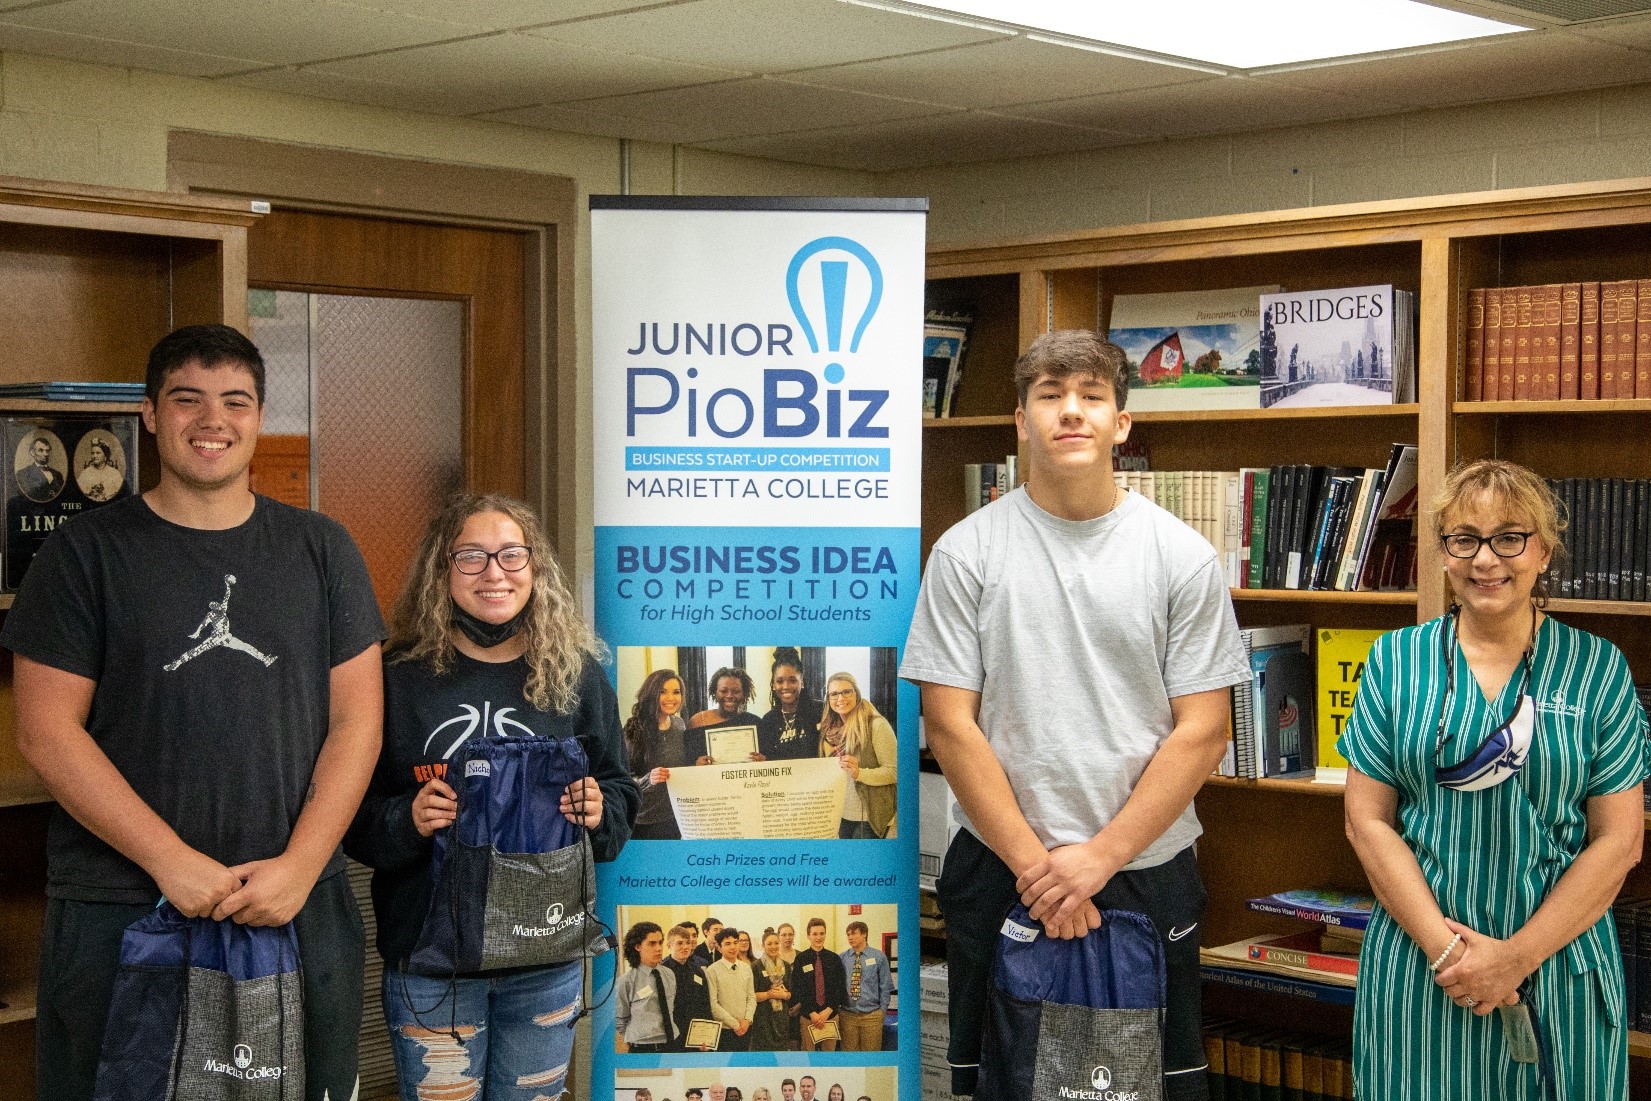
1013;76;1388;140
321;0;676;32
1561;13;1651;51
304;31;743;111
544;76;947;143
699;110;1134;172
787;35;1208;111
223;64;491;116
472;101;701;145
4;0;471;67
0;20;260;76
1262;31;1651;108
528;0;1008;74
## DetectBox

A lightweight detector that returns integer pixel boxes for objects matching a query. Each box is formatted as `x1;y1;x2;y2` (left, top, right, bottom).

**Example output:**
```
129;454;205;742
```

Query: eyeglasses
450;546;531;574
827;689;856;699
1440;531;1534;559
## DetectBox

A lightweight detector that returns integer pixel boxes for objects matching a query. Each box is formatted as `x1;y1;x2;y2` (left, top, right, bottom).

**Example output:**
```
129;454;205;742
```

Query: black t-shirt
0;495;385;903
344;649;640;965
756;699;822;760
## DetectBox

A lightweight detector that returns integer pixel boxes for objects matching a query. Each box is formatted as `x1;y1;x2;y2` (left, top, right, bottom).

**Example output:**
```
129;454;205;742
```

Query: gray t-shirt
900;486;1248;869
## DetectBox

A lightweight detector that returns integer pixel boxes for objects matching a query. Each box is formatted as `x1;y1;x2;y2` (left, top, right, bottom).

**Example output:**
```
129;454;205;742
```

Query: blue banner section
626;446;892;473
596;525;920;647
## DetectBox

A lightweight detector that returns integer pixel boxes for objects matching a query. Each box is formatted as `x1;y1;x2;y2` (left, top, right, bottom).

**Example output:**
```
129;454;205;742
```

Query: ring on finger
1464;997;1478;1008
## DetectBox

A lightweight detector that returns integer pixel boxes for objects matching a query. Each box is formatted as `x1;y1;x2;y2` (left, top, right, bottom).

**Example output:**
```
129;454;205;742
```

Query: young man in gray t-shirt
901;330;1248;1101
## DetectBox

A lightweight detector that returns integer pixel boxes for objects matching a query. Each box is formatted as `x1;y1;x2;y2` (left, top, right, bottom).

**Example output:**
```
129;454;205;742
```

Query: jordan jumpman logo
164;574;278;672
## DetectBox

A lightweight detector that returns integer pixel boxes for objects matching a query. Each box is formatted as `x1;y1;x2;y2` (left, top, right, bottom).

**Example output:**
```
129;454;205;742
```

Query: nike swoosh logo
1167;924;1197;942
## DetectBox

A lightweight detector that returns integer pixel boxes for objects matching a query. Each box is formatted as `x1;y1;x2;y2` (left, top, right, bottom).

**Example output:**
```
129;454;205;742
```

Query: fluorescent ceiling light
893;1;1528;69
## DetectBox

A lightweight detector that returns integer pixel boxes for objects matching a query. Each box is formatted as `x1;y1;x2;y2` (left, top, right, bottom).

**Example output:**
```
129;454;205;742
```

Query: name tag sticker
802;964;814;973
694;975;704;985
465;760;491;777
1000;919;1039;943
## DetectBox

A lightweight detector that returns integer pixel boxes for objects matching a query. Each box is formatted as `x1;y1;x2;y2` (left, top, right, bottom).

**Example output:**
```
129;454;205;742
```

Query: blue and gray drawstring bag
980;903;1167;1101
408;733;610;974
93;904;302;1101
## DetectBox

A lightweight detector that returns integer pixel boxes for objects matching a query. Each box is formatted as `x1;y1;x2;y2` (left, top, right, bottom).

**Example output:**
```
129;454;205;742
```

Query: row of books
1112;446;1419;594
961;455;1018;513
1611;896;1651;1034
1546;478;1651;602
1463;282;1651;402
1203;1019;1354;1101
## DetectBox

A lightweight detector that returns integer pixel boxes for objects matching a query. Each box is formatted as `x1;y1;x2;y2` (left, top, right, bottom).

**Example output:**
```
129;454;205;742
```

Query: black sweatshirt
345;649;639;965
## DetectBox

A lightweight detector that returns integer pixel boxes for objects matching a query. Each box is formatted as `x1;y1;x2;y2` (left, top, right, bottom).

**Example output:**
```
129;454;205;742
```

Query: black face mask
451;602;529;649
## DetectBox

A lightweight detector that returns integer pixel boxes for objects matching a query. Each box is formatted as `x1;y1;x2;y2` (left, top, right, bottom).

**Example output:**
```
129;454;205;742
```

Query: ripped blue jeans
382;962;582;1101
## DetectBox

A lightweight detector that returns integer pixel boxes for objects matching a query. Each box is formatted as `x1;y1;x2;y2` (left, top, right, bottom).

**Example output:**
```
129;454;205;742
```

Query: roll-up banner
591;196;926;1101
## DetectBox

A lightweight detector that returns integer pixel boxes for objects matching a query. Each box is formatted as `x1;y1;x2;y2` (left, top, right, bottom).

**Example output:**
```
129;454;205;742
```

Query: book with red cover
1601;281;1622;398
1539;283;1562;401
1499;285;1518;399
1560;282;1581;401
1638;279;1651;398
1512;286;1534;399
1483;287;1503;401
1581;281;1601;399
1465;287;1485;401
1616;279;1640;400
1245;929;1360;978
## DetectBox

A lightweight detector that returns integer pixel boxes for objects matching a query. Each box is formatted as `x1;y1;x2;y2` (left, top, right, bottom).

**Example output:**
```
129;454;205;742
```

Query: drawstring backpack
408;733;611;976
980;903;1167;1101
93;904;303;1101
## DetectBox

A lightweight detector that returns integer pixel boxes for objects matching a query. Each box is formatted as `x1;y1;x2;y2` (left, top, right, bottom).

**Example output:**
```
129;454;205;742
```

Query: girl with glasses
818;672;898;839
346;492;639;1100
1340;459;1648;1100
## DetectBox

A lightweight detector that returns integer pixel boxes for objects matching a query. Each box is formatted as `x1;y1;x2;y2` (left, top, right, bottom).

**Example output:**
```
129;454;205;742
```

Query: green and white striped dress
1338;614;1649;1100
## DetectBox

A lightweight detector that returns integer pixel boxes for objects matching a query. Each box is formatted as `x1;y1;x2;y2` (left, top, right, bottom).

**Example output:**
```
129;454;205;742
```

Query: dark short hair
806;917;826;933
686;1092;703;1100
704;917;722;931
845;921;868;937
623;921;663;967
709;666;755;705
800;1077;815;1087
146;324;266;406
1013;329;1129;410
781;1080;796;1090
717;927;740;944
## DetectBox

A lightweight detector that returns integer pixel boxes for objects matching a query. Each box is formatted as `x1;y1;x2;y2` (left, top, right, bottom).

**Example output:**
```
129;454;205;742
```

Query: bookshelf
924;176;1651;1091
0;176;260;1090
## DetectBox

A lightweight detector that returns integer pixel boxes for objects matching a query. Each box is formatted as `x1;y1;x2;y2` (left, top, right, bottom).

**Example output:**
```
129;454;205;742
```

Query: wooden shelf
1456;399;1651;415
1229;588;1417;605
0;399;142;414
0;982;35;1027
0;595;11;611
923;414;1015;429
1205;774;1346;797
1633;1031;1651;1060
1133;403;1419;424
0;773;49;808
1545;598;1651;617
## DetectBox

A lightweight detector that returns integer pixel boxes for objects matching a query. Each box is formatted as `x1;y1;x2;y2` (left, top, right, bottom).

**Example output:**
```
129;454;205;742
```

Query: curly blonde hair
388;492;600;712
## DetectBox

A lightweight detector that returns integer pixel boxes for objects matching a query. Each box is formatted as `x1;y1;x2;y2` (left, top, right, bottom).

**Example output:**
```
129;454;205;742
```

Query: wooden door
245;208;529;613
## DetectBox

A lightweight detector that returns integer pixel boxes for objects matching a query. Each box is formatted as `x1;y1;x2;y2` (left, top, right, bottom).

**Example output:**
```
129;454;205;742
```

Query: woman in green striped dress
1341;459;1648;1099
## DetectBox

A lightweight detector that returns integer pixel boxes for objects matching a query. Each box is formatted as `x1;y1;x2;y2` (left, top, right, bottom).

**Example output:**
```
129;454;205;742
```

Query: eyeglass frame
449;546;532;574
1438;530;1536;559
826;688;857;700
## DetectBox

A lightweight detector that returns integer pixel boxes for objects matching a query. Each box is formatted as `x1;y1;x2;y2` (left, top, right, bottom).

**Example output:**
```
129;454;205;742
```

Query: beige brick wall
887;84;1651;248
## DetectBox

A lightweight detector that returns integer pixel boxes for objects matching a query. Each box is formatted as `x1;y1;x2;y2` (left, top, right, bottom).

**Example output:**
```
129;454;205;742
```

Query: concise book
1257;285;1415;409
1245;887;1375;931
1245;929;1360;979
1107;285;1277;411
1315;628;1385;770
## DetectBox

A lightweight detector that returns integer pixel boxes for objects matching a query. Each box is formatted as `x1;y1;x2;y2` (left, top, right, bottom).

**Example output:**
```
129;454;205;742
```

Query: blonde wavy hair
818;671;887;758
388;492;600;712
1427;459;1566;607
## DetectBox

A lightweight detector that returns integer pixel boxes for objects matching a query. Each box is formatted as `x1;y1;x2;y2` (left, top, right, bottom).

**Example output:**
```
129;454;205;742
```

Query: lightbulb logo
785;236;884;388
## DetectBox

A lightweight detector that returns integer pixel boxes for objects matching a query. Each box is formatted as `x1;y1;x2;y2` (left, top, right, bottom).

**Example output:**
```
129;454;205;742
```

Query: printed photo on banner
616;1066;897;1101
615;903;899;1056
621;646;899;841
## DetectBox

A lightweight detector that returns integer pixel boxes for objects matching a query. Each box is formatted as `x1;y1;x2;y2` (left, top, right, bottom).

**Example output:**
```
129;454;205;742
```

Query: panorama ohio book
1107;285;1278;412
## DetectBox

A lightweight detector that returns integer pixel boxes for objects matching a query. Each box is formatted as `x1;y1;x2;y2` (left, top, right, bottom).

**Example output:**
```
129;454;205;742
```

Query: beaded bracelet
1428;932;1462;972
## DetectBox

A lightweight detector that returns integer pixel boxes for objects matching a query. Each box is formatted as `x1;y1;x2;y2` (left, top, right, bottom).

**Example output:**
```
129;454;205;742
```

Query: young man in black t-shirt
3;325;386;1101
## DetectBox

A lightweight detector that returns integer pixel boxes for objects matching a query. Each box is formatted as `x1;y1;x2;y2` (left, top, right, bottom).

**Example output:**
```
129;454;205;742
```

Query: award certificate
705;724;758;763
